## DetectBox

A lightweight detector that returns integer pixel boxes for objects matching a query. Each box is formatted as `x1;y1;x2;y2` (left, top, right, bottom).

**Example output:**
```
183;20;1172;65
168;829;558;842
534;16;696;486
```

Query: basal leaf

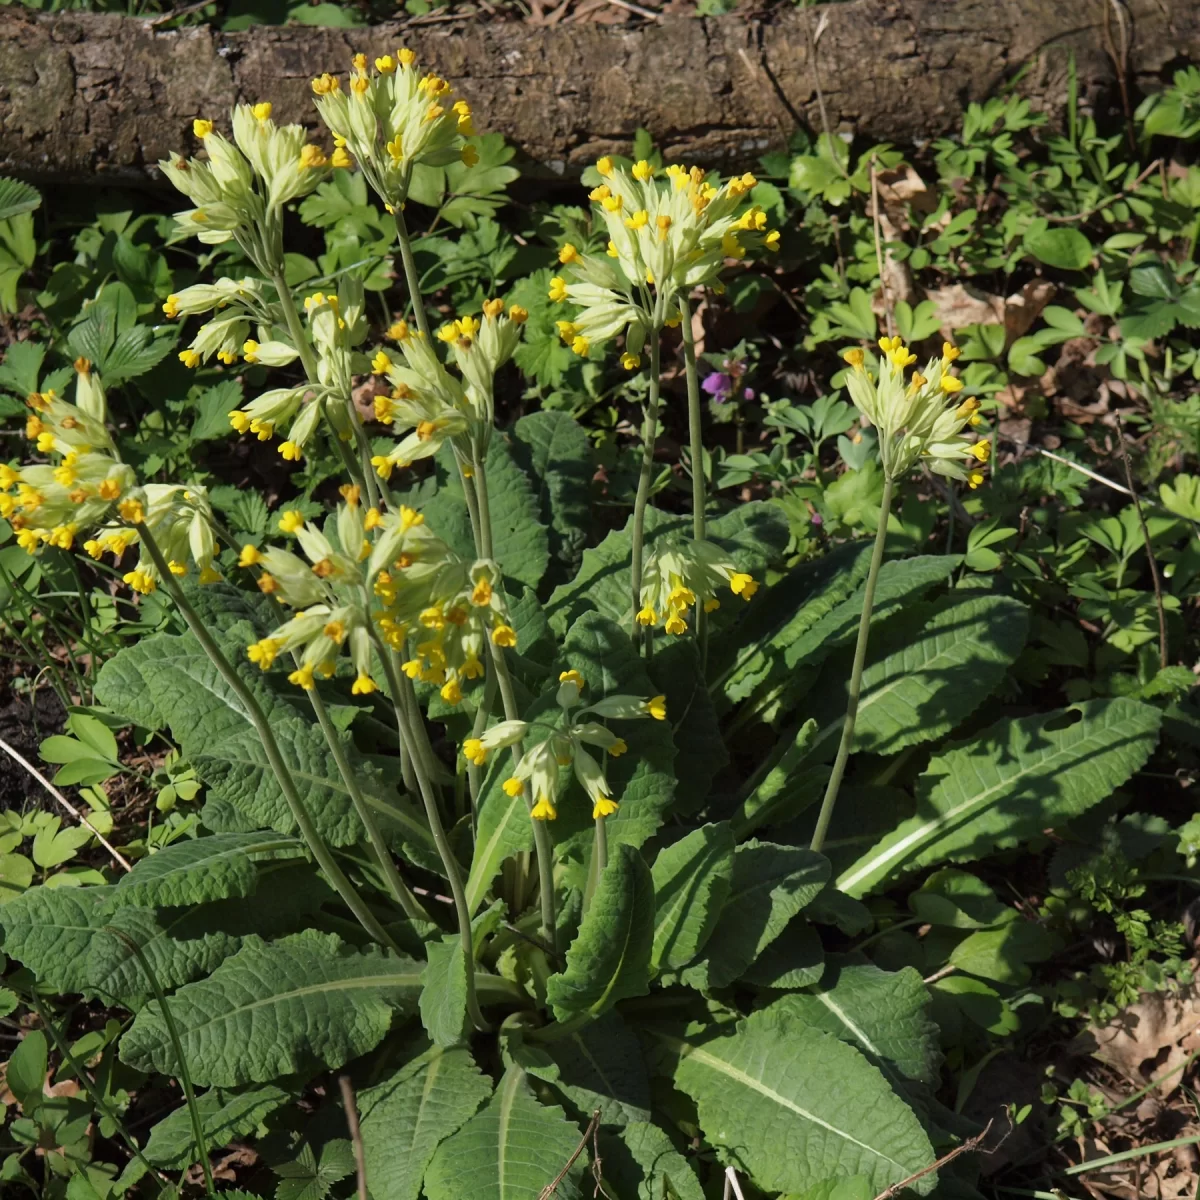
144;1084;294;1169
423;1067;587;1200
103;832;304;911
804;594;1030;758
732;720;820;838
669;1009;936;1195
358;1045;493;1200
511;410;593;570
120;931;422;1086
838;698;1161;896
741;919;824;990
420;936;468;1047
599;1121;705;1200
650;822;734;973
546;842;654;1021
766;957;942;1087
679;841;829;989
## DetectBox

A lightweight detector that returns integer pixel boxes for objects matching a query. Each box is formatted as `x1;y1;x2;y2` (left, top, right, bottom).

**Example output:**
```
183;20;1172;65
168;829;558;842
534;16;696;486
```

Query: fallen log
0;0;1197;187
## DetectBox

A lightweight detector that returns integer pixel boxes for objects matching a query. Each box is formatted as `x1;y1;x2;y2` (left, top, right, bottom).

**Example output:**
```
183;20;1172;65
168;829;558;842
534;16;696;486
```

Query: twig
1115;416;1169;669
539;1110;601;1200
870;160;894;339
144;0;215;26
0;733;131;871
339;1076;368;1200
1101;0;1137;156
602;0;663;20
872;1118;999;1200
924;964;958;985
1048;159;1162;224
1005;438;1133;496
804;8;848;179
723;1167;748;1200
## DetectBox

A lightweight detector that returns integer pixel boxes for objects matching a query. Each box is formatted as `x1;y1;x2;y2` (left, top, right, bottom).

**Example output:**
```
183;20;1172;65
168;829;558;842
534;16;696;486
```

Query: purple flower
702;371;734;403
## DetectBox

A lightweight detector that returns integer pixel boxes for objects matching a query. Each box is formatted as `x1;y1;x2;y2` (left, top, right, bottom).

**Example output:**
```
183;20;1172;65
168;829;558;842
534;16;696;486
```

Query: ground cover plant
3;37;1200;1200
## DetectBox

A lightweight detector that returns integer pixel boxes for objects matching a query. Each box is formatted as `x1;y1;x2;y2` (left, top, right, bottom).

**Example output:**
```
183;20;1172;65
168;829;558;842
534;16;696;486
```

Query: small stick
603;0;663;20
724;1167;748;1200
339;1076;368;1200
539;1110;601;1200
1114;416;1169;669
1004;439;1133;496
870;160;895;340
871;1119;998;1200
0;733;131;871
1048;158;1162;224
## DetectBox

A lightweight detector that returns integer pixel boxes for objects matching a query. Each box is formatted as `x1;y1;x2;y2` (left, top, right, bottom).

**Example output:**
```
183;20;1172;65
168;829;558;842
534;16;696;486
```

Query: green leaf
104;832;303;911
546;842;654;1021
948;918;1055;985
144;1084;293;1168
599;1121;705;1200
804;594;1030;758
732;720;820;837
274;1138;356;1200
648;639;728;810
766;957;942;1086
424;1067;587;1200
420;937;468;1047
511;410;593;568
838;699;1162;896
741;917;825;989
909;868;1006;929
95;627;437;863
650;822;734;973
679;841;829;989
359;1044;492;1200
0;852;33;901
536;1011;652;1127
1024;226;1093;271
6;1029;47;1110
120;931;421;1086
670;1008;936;1195
426;437;549;589
0;884;110;992
0;177;42;223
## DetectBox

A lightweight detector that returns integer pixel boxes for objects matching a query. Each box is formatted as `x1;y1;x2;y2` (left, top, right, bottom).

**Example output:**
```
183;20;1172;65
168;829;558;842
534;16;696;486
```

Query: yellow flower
570;335;589;357
331;147;353;169
279;441;302;462
939;375;964;394
509;305;528;324
123;569;157;595
625;209;649;231
609;738;627;757
252;101;273;121
311;73;340;95
502;776;524;797
398;48;416;66
764;230;781;251
118;498;145;524
491;624;517;648
163;295;180;318
299;144;328;170
664;614;687;636
376;54;396;73
636;605;656;626
179;349;200;369
167;559;187;576
229;410;251;433
371;350;392;374
955;396;981;421
482;298;505;320
441;678;463;705
471;578;493;606
968;470;986;489
193;118;213;138
288;663;316;690
602;194;623;213
646;694;667;720
729;572;758;599
621;352;640;371
464;738;487;766
942;341;961;362
238;544;263;568
632;159;654;182
596;156;613;177
593;797;619;819
559;669;584;688
352;673;378;695
548;277;568;303
531;796;557;820
559;243;580;264
968;440;991;463
278;509;305;534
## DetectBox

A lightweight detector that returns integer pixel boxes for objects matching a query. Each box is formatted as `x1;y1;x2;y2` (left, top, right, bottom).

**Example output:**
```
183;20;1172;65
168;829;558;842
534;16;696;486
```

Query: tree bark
1;1;1197;186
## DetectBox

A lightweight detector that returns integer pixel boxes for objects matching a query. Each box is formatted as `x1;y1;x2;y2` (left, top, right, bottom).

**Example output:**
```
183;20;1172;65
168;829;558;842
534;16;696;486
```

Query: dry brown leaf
927;283;1005;333
874;165;934;228
1071;975;1200;1096
1005;280;1057;341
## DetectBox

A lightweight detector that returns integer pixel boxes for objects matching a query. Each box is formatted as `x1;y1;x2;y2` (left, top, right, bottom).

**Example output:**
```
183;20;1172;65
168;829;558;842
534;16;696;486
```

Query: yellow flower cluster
842;338;990;486
636;539;758;636
310;49;477;213
479;670;664;821
547;157;780;360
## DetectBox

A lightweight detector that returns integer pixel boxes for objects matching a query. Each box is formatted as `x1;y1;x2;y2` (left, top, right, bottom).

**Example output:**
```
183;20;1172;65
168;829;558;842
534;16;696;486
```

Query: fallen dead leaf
874;165;935;228
1071;974;1200;1097
927;283;1005;332
1005;280;1057;341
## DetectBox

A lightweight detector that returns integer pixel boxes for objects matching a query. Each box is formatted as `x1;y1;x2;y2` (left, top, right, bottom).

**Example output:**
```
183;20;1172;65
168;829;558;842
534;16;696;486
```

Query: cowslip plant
0;41;1174;1200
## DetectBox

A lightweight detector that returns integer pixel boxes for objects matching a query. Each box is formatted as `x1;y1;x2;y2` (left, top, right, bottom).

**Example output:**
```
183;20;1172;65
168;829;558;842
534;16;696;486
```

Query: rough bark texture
1;1;1198;187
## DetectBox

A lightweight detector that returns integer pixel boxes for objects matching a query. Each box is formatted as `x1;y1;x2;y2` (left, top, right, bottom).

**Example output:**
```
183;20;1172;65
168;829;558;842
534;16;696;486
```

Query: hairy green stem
28;992;172;1193
467;670;499;817
809;476;894;854
677;295;709;664
303;679;429;923
392;207;432;341
377;648;488;1033
630;336;662;647
138;527;397;950
106;928;215;1197
270;268;321;386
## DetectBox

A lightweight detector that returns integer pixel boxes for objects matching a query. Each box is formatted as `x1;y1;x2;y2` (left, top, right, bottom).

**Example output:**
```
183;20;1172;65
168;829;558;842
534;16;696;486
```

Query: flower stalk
809;476;894;854
677;294;709;663
630;336;662;649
